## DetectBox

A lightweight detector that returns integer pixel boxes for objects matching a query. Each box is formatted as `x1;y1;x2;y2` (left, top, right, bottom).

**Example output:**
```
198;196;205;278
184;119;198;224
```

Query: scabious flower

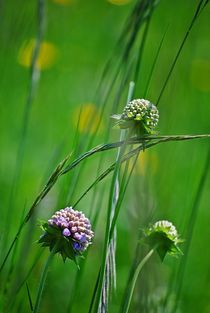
112;99;159;135
39;207;94;262
144;220;182;261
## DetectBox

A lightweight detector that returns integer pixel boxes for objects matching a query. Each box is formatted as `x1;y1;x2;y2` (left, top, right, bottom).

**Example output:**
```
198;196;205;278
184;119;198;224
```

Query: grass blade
156;0;208;106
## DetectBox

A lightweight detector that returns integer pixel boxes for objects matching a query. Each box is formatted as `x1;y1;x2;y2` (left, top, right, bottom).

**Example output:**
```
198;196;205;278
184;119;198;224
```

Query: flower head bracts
144;220;182;261
112;99;159;135
39;207;94;262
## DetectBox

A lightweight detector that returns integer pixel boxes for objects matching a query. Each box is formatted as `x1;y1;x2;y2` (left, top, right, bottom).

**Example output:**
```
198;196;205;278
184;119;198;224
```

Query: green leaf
111;114;121;120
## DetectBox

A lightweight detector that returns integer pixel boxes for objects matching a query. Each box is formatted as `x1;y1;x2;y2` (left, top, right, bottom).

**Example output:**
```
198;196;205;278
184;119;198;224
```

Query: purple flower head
39;206;94;262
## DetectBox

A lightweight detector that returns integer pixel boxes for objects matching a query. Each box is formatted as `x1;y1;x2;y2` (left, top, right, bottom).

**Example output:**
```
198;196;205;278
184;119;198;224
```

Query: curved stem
122;248;155;313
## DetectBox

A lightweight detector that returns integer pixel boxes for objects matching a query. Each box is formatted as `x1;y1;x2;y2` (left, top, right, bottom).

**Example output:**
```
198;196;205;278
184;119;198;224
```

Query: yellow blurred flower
123;150;158;176
72;103;104;134
190;59;210;92
107;0;132;5
18;39;58;70
51;0;75;5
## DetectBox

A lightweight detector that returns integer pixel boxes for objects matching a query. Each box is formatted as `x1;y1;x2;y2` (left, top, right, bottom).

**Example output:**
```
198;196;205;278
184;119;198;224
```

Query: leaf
157;245;168;261
111;114;121;120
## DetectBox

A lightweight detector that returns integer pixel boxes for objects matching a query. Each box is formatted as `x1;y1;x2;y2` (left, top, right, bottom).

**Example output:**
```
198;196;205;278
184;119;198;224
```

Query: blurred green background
0;0;210;312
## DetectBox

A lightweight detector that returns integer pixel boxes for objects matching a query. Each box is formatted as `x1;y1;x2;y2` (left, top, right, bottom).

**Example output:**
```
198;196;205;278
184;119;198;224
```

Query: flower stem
33;247;56;313
122;248;155;313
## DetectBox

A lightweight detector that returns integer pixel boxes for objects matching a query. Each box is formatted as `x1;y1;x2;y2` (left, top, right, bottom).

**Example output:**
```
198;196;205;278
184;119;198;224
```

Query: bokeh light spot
107;0;132;5
123;151;158;176
72;103;104;134
190;59;210;92
18;39;58;70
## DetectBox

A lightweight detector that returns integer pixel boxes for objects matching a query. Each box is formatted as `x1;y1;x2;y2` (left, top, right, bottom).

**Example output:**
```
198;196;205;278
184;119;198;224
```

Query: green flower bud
112;99;159;135
144;220;182;261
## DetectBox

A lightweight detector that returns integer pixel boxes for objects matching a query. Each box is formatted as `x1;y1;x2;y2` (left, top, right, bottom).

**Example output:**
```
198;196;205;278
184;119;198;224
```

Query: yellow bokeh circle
18;39;58;70
122;151;158;176
72;103;104;135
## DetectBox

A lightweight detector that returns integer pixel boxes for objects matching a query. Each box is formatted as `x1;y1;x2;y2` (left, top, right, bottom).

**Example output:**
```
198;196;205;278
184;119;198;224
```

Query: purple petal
80;234;87;243
71;226;77;233
74;232;82;241
57;217;69;228
73;242;82;251
62;228;71;237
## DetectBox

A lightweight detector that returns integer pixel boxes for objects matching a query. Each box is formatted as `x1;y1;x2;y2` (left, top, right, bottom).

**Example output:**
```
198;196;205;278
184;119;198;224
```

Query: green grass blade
3;0;46;252
26;282;34;312
156;0;207;106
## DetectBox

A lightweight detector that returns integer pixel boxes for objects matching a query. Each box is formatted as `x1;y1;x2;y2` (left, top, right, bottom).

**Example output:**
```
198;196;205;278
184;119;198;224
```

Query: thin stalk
88;271;101;313
109;152;140;243
98;82;135;313
93;131;133;313
3;0;46;251
119;228;143;313
33;247;56;313
122;248;155;313
26;282;34;312
156;0;208;106
144;27;167;98
133;0;154;86
2;204;27;304
5;250;43;313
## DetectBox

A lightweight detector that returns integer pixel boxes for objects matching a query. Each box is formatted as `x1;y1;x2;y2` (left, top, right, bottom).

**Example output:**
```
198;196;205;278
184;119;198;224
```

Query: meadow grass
0;0;210;313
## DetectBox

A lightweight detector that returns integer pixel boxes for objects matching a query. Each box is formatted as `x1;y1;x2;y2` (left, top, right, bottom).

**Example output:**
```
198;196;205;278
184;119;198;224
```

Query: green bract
39;222;78;262
112;98;159;135
144;220;183;261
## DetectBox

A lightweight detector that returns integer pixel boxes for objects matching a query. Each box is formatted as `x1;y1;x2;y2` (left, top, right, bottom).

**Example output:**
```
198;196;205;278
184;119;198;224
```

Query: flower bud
39;207;94;262
112;99;159;135
144;220;182;261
